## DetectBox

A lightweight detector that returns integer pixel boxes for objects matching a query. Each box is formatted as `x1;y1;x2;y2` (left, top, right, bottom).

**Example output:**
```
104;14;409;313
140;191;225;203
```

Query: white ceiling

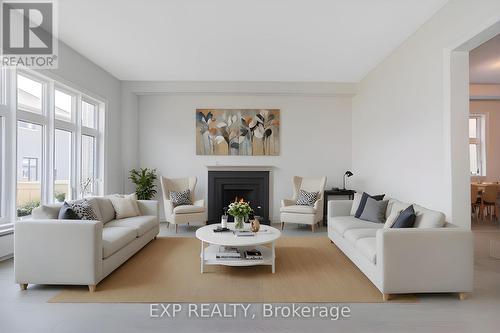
470;34;500;84
58;0;449;82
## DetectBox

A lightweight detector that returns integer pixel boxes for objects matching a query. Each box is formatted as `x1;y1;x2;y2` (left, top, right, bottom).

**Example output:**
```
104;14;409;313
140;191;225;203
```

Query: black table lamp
343;171;353;190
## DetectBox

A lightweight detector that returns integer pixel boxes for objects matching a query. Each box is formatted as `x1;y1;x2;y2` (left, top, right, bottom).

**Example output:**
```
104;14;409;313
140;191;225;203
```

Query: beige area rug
49;237;417;303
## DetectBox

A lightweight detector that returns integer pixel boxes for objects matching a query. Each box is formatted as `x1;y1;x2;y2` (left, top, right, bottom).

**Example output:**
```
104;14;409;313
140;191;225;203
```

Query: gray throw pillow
359;197;388;223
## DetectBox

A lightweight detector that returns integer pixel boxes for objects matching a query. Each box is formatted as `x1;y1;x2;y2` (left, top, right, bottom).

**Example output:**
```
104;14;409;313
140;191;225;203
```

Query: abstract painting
196;109;280;156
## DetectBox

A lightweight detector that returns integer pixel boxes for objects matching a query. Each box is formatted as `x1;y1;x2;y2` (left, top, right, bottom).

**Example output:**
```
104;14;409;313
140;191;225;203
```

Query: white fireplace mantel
205;165;275;172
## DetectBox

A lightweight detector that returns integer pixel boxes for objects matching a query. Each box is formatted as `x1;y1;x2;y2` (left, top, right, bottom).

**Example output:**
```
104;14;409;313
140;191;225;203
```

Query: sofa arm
138;200;159;219
328;200;352;218
14;220;103;285
376;228;474;293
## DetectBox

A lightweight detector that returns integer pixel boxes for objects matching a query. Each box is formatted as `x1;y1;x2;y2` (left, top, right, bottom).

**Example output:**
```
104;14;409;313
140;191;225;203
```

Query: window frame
13;69;106;217
469;114;486;177
21;157;38;181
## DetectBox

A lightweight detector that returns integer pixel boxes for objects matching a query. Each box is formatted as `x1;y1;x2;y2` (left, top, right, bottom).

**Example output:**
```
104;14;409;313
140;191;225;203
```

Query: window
82;100;96;128
469;115;485;176
0;67;9;223
12;70;105;216
17;74;43;114
21;158;38;181
81;135;96;197
54;129;72;202
17;121;43;216
55;89;74;122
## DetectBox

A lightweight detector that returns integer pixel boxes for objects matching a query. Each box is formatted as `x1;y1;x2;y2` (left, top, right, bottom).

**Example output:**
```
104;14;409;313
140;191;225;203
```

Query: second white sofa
327;197;474;300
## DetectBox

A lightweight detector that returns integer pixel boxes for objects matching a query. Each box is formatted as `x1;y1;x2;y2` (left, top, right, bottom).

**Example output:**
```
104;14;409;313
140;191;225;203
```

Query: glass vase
234;215;245;230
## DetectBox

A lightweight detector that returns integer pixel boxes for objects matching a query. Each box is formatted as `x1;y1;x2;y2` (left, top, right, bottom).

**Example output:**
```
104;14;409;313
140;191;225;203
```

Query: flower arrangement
227;198;253;229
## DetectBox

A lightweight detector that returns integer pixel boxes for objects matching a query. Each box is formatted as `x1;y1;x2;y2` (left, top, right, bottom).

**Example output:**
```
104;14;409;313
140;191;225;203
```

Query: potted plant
129;168;157;200
227;199;253;230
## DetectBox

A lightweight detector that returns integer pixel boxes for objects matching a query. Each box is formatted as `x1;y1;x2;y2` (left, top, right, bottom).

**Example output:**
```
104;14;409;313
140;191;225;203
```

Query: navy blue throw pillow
391;205;416;228
58;202;80;220
355;192;385;218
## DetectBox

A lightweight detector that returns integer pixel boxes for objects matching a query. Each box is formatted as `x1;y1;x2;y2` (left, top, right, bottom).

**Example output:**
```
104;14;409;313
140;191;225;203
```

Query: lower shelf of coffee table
201;244;273;266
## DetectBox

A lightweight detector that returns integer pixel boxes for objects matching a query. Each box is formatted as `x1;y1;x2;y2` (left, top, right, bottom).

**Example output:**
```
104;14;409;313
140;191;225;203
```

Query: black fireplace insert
207;170;270;225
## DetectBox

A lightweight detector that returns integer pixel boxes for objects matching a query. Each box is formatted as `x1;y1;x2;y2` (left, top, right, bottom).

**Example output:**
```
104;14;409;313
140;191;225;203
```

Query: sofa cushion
387;200;411;218
109;194;140;219
359;198;388;223
344;228;378;245
355;237;377;264
350;193;362;216
32;203;62;219
355;192;385;218
383;208;402;228
57;202;80;220
94;196;116;223
69;199;99;220
296;189;319;206
105;215;157;237
173;205;205;214
280;205;316;214
414;205;446;228
392;205;416;228
170;189;192;207
102;227;136;259
330;216;383;236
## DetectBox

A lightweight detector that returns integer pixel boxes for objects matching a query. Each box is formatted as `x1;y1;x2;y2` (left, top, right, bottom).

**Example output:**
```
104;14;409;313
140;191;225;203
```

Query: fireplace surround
207;170;270;225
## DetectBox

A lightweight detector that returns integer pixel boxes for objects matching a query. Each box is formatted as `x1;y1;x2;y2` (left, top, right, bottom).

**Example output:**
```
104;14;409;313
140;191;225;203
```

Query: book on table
245;249;263;260
215;246;241;259
233;230;255;237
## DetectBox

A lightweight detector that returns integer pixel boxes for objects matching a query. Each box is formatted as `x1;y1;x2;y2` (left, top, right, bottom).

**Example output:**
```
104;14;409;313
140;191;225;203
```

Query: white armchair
160;176;206;233
280;176;327;232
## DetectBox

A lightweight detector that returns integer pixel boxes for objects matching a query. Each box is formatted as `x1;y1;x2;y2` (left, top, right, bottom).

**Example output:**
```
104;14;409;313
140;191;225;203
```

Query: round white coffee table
195;223;281;273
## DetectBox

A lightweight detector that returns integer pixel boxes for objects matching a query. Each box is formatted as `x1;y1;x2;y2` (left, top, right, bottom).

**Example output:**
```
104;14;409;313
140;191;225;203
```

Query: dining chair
471;185;481;220
481;185;498;221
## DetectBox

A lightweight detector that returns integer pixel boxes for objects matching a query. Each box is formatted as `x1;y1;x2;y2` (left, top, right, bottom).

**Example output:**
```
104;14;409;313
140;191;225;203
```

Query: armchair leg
382;293;391;301
175;224;178;233
19;283;28;291
88;285;96;292
311;224;315;232
281;222;284;230
458;292;468;300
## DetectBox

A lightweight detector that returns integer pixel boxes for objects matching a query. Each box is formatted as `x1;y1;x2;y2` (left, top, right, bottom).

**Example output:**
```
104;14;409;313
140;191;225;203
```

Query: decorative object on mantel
343;170;354;190
227;198;253;230
196;109;280;156
129;168;157;200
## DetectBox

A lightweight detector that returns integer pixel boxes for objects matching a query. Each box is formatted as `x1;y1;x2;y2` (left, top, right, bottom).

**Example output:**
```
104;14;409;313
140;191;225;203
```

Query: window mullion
45;81;55;204
75;94;82;199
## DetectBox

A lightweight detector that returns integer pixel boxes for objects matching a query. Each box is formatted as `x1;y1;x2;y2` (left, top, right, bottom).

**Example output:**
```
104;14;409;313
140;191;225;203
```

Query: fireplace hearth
207;170;270;225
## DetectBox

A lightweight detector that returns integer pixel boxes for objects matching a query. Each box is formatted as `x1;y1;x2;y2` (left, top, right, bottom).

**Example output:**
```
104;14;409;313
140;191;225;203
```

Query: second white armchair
280;176;327;232
160;176;206;233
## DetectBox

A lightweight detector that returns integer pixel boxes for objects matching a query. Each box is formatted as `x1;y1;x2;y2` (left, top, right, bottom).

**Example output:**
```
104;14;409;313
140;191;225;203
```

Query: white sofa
14;196;159;292
327;198;474;300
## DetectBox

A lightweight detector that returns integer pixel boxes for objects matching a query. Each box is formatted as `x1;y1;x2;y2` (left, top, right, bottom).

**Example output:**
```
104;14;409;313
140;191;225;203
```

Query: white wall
37;41;123;194
351;0;500;228
137;93;352;222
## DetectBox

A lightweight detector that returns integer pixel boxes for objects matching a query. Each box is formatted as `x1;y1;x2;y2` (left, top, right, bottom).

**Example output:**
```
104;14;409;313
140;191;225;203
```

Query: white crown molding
205;165;275;171
122;81;357;97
